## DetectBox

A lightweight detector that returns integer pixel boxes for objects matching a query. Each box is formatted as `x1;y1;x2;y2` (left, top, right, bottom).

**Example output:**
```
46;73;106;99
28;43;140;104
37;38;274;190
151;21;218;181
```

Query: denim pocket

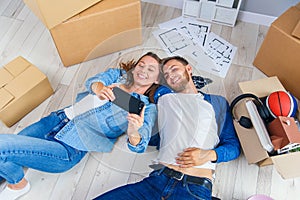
185;183;212;200
106;111;127;134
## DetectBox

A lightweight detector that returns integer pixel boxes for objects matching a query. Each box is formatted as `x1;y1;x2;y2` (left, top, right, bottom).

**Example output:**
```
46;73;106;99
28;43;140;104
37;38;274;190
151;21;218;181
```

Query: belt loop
182;175;187;187
157;166;166;175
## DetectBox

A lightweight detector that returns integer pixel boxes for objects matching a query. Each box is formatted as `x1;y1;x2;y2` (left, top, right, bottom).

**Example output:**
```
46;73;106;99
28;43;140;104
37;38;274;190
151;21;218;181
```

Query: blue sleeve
84;68;126;94
153;85;173;104
206;94;241;163
127;103;158;153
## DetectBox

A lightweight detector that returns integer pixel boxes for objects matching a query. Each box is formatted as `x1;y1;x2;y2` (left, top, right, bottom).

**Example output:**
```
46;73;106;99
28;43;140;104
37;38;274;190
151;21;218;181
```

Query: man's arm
213;103;241;163
209;94;241;163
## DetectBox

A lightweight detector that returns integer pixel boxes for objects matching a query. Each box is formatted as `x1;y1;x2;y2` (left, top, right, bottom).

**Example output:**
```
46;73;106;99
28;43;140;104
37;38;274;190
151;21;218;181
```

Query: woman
0;52;162;200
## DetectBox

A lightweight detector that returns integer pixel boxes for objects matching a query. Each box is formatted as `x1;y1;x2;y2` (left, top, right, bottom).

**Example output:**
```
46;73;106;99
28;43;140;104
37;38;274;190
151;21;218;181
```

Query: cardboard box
50;0;142;67
234;76;300;179
23;0;102;29
0;57;54;127
253;3;300;100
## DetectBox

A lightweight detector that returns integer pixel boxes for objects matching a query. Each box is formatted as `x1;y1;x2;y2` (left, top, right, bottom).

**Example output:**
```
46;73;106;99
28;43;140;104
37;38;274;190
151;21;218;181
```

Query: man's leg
93;170;169;200
94;168;212;200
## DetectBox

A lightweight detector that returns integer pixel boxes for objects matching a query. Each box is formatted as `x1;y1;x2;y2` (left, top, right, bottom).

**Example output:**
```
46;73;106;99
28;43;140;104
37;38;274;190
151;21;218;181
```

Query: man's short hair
161;56;189;71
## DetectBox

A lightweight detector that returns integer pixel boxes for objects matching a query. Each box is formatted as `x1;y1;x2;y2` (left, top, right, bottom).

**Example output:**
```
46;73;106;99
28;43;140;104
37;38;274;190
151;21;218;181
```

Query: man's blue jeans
94;168;212;200
0;110;87;184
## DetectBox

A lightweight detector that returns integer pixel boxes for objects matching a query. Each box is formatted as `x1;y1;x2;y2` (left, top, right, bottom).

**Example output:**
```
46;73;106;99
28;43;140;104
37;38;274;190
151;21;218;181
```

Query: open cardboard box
234;76;300;179
0;57;53;127
23;0;102;29
253;3;300;100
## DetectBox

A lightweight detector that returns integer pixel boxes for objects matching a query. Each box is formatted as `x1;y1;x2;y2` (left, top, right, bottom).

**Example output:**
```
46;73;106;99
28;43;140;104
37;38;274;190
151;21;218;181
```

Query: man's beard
170;69;190;92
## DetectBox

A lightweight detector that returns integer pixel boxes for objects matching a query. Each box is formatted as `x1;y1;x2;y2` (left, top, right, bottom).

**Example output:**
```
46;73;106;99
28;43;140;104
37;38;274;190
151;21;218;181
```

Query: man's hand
176;147;217;168
127;106;145;146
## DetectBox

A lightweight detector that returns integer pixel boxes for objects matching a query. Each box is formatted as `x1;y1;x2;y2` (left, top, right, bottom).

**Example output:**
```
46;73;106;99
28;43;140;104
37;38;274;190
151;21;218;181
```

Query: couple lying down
0;52;240;200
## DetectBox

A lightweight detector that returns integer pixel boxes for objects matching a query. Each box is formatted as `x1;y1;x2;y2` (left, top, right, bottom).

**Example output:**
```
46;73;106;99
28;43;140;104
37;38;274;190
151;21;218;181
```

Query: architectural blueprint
153;17;237;78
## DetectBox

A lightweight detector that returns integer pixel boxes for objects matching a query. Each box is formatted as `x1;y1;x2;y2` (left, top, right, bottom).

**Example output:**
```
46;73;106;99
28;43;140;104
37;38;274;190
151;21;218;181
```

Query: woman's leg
17;110;68;139
0;111;61;184
0;133;86;184
0;109;86;199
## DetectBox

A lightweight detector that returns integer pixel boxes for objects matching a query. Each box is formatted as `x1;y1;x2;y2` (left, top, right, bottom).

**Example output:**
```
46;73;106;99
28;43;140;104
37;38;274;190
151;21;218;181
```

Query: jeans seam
0;150;69;161
185;183;210;200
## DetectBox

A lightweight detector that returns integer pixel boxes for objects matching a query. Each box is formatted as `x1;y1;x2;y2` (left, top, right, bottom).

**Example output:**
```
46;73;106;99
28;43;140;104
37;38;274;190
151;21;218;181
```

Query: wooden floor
0;1;300;199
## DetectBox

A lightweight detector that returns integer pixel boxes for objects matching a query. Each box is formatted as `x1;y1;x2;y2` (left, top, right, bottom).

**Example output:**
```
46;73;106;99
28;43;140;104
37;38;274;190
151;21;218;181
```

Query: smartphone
111;87;145;115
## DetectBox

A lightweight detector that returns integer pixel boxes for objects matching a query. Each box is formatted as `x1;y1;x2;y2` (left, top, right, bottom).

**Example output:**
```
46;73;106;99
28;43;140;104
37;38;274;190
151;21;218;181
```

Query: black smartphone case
112;87;145;115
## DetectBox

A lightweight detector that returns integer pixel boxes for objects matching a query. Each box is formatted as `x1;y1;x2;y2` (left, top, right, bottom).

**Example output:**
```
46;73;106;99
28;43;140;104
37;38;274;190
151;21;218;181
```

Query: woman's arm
85;68;126;94
127;103;157;153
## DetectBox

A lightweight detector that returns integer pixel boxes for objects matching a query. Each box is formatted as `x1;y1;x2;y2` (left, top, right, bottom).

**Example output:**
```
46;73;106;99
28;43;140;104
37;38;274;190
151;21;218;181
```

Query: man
93;56;241;200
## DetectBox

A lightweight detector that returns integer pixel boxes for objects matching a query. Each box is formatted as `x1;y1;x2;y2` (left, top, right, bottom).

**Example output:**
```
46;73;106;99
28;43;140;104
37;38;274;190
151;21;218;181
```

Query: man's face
162;59;190;92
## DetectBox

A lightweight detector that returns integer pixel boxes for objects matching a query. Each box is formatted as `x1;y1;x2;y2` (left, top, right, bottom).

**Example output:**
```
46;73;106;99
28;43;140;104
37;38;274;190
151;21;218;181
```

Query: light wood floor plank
1;11;41;63
15;2;30;21
72;154;100;200
1;0;24;19
0;0;12;16
48;156;89;200
0;18;22;65
231;21;260;67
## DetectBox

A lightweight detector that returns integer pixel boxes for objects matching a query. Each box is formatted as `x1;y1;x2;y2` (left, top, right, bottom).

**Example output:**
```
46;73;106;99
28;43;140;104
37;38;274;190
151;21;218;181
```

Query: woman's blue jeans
0;110;87;184
94;168;212;200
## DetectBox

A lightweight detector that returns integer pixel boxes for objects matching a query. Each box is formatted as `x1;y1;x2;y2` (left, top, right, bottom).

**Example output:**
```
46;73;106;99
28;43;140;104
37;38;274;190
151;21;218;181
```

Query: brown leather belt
161;167;212;191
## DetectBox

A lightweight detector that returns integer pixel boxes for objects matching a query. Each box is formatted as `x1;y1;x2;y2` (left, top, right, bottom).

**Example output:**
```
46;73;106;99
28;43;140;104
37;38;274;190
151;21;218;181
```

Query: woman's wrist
91;82;104;94
128;131;141;146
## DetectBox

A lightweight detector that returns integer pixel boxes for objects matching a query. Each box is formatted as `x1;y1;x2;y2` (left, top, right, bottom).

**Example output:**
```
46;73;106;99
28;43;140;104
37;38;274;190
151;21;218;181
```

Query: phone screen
111;87;145;115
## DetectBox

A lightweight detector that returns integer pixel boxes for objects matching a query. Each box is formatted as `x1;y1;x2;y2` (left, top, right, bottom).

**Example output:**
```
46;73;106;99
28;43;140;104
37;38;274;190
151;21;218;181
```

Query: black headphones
230;93;271;129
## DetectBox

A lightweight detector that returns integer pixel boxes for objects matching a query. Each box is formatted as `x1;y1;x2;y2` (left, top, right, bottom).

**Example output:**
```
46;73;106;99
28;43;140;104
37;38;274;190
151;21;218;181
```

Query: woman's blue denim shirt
54;68;157;153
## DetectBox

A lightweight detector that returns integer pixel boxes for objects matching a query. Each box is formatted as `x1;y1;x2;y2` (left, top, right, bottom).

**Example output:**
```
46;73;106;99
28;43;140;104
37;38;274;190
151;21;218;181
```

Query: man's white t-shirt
155;93;219;170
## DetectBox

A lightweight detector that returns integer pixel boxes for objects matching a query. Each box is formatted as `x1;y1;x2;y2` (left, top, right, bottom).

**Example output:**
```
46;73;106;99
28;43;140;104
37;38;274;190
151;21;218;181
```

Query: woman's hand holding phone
127;106;145;146
98;85;115;101
92;82;117;101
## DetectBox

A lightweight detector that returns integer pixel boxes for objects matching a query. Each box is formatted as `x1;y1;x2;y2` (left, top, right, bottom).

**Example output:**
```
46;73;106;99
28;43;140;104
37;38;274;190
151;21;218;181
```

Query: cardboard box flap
292;20;300;39
4;66;46;98
233;102;269;164
272;6;300;38
0;68;14;88
0;88;14;110
239;76;285;98
295;2;300;10
23;0;102;29
4;57;31;76
271;152;300;179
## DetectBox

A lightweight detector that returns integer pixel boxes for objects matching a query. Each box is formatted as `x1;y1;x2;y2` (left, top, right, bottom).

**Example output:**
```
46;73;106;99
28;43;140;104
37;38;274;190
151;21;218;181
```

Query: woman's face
132;55;160;87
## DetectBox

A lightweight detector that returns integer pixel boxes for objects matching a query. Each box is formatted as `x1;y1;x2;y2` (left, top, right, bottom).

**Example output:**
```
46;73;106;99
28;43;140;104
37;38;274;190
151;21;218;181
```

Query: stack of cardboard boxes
235;2;300;179
0;57;54;127
23;0;142;67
